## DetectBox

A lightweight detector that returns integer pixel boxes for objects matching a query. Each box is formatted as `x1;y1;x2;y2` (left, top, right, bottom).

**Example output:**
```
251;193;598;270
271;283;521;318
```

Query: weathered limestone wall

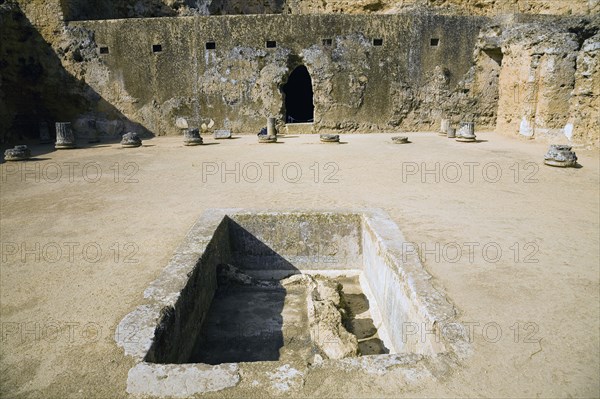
209;0;285;15
59;0;288;20
71;13;485;135
229;212;363;272
59;0;598;20
0;1;151;143
493;16;599;146
569;32;600;146
145;215;233;364
60;0;210;20
286;0;598;16
3;1;598;145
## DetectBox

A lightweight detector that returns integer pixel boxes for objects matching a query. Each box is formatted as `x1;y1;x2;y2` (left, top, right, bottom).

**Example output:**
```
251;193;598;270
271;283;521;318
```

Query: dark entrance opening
283;65;314;123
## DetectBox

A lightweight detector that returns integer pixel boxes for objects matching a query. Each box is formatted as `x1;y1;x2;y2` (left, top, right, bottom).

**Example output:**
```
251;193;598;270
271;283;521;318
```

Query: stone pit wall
70;13;484;136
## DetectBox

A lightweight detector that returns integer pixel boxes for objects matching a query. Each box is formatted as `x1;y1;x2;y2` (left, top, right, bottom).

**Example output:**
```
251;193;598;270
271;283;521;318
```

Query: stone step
284;123;314;135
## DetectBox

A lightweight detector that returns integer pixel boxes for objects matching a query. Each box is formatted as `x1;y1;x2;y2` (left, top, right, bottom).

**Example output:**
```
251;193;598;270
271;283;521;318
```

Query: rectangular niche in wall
152;44;163;53
430;38;440;47
205;41;216;50
322;38;333;46
266;40;277;48
373;38;383;46
99;46;109;55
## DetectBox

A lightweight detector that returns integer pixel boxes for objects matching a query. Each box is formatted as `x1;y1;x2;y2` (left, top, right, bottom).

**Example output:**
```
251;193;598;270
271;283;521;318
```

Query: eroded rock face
57;0;600;21
568;33;600;146
286;0;596;15
62;0;211;20
2;1;598;148
494;16;599;146
0;2;142;144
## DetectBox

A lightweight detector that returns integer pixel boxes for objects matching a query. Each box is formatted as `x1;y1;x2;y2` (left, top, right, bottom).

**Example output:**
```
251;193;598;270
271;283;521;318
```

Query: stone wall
58;0;600;20
286;0;597;16
0;1;150;143
2;0;598;146
60;0;211;20
492;15;599;146
70;13;484;135
0;1;90;141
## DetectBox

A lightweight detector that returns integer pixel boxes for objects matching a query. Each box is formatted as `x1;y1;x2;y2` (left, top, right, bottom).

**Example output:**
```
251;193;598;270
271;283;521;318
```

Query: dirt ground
1;132;598;398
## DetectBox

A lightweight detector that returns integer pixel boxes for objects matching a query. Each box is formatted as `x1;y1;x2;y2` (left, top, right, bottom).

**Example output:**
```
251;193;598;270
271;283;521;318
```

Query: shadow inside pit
227;219;299;274
187;219;300;364
341;291;390;356
189;276;287;364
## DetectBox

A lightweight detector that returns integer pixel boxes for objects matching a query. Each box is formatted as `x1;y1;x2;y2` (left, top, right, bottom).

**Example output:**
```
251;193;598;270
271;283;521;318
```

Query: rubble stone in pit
283;274;359;360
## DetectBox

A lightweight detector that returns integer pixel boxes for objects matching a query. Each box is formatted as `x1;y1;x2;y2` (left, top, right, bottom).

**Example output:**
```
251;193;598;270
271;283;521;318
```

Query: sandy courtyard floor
1;132;599;398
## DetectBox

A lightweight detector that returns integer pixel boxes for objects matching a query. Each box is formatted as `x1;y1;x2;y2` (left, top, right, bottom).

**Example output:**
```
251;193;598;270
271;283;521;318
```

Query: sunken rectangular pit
117;209;470;397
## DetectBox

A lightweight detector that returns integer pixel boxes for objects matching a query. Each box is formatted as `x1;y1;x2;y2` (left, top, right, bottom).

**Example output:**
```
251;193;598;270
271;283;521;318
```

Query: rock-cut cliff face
56;0;600;21
286;0;598;16
490;16;599;146
0;0;599;147
0;1;149;142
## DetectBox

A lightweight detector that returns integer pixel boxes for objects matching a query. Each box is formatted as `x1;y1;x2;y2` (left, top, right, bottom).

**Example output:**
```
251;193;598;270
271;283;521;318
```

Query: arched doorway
283;65;314;123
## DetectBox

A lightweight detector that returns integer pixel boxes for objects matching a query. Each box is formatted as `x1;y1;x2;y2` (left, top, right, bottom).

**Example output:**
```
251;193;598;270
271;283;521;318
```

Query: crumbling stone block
258;135;277;143
121;132;142;148
391;136;409;144
175;117;189;129
183;128;203;146
214;130;231;139
320;134;340;143
4;145;32;161
544;144;578;167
